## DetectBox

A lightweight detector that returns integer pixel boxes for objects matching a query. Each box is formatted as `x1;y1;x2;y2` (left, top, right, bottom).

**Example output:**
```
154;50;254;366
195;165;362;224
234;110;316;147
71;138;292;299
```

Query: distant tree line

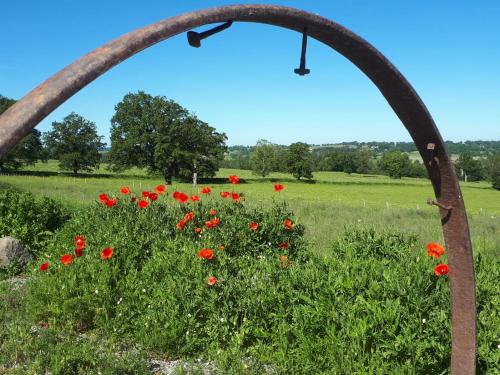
0;92;499;189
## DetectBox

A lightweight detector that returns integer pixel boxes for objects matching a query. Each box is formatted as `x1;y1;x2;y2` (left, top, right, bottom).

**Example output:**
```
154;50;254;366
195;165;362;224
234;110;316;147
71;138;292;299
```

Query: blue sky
1;1;499;146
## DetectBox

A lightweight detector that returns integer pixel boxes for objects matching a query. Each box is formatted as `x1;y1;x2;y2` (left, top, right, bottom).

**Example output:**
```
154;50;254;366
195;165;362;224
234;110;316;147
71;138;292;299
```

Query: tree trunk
164;173;172;185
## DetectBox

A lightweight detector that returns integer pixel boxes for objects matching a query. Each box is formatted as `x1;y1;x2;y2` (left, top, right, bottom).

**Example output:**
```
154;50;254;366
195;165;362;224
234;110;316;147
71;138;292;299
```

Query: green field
1;160;498;256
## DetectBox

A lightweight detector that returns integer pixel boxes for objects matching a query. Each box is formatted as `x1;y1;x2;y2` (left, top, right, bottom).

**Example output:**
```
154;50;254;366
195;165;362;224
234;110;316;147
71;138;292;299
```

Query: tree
250;139;277;177
454;152;484;182
285;142;314;180
0;95;46;171
108;91;227;183
44;113;105;174
484;153;500;190
377;151;412;179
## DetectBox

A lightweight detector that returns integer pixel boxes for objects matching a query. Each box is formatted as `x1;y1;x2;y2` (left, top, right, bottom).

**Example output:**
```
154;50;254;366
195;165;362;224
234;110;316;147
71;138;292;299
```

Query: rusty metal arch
0;5;476;373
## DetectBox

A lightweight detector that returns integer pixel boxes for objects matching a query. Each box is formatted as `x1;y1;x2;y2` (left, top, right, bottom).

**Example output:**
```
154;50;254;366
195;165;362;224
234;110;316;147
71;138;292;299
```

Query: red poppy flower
220;191;230;198
249;221;259;231
74;235;85;249
427;243;445;259
207;276;218;286
100;247;113;260
173;191;189;203
280;255;287;269
39;262;49;271
120;186;131;195
205;220;214;229
434;263;449;276
149;192;158;201
231;193;240;202
198;248;214;260
228;175;240;184
142;191;150;198
184;211;195;222
60;254;73;265
284;219;293;230
105;198;117;208
274;184;284;192
194;227;203;234
99;193;108;203
209;209;217;216
278;242;290;249
74;248;84;257
138;199;149;209
191;195;200;202
155;184;167;194
176;219;186;231
201;187;211;194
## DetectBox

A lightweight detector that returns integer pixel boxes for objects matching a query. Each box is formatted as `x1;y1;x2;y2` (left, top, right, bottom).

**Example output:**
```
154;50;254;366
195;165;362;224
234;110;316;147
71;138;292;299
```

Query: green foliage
314;149;376;174
285;142;314;180
484;153;500;190
454;152;485;182
19;186;499;372
108;91;227;183
249;139;278;177
44;113;105;174
378;150;413;179
0;95;46;171
0;189;67;257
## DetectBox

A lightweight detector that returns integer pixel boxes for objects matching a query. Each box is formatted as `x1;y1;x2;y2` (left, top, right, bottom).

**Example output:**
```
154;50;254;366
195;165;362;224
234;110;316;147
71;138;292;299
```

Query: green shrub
0;189;68;257
19;187;500;373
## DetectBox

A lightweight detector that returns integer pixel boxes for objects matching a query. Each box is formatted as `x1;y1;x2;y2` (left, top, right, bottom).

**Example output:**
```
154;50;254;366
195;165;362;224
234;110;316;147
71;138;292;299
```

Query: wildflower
105;198;117;208
434;263;449;276
39;262;49;271
148;192;158;201
120;186;131;195
198;248;214;260
209;209;217;216
201;187;211;194
155;184;167;194
138;199;149;209
176;220;186;231
231;192;240;202
220;191;230;198
194;227;203;234
249;221;259;231
211;217;220;226
191;195;200;202
74;235;86;249
100;247;113;260
422;318;426;324
284;219;293;230
60;254;73;265
74;248;84;257
278;242;289;249
207;276;218;286
173;191;189;203
218;245;225;250
427;243;445;259
274;183;284;192
142;288;146;293
228;175;240;184
280;255;287;269
184;211;195;222
98;193;108;203
142;191;150;198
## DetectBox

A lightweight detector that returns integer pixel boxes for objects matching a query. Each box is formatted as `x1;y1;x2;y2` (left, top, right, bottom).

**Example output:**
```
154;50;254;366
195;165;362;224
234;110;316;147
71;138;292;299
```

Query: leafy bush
0;189;67;257
18;186;500;373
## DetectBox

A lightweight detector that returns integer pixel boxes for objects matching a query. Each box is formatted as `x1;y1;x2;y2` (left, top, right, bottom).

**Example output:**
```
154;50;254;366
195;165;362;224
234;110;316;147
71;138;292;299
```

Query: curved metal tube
0;5;476;373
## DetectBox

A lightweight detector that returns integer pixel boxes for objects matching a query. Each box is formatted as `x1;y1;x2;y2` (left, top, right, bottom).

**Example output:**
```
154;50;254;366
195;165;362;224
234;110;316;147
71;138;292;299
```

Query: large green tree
108;91;227;183
454;152;485;182
285;142;314;180
484;153;500;190
44;113;105;174
0;95;46;171
377;151;412;179
250;139;278;177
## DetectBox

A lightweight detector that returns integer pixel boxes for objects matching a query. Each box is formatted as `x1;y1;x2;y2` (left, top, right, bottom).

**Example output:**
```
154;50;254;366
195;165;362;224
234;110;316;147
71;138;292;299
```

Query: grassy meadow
1;160;498;256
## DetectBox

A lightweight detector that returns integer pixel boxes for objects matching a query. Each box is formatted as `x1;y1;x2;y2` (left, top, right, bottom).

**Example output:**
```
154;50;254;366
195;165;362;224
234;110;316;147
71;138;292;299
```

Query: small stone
0;237;32;268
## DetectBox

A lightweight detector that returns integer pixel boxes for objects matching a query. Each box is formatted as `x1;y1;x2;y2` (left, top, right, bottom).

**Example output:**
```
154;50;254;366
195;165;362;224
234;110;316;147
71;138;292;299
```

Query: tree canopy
285;142;314;180
108;91;227;183
44;113;105;174
0;95;46;171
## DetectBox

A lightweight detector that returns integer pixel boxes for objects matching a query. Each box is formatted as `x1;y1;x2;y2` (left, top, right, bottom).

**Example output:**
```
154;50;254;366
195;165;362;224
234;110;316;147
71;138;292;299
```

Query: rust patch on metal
0;5;476;373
